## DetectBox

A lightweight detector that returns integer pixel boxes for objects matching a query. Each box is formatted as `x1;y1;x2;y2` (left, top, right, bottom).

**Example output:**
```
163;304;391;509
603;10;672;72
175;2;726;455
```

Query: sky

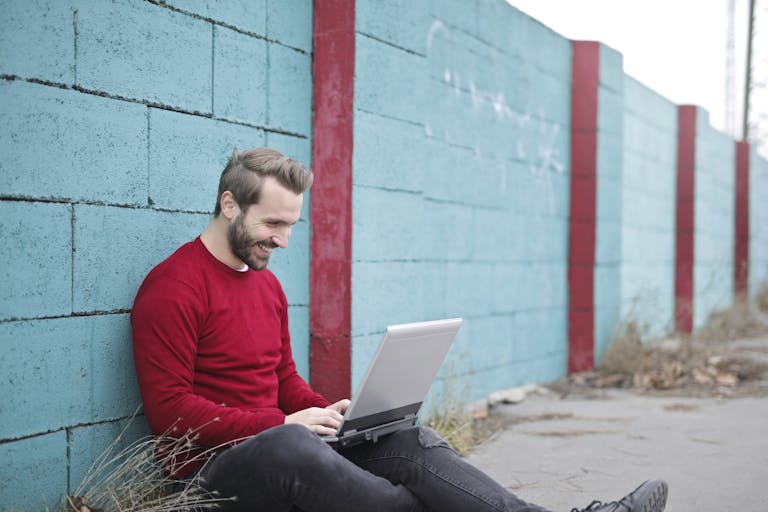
506;0;753;139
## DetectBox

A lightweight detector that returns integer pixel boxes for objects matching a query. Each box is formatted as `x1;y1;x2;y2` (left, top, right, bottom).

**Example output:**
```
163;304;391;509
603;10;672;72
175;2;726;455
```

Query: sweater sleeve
131;275;289;448
275;283;331;413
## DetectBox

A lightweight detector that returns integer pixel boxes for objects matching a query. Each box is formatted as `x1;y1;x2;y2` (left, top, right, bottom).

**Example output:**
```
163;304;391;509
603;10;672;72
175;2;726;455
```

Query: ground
464;307;768;511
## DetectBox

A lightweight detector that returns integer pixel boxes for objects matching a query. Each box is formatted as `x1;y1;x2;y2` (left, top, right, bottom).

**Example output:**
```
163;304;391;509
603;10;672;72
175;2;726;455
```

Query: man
132;147;668;512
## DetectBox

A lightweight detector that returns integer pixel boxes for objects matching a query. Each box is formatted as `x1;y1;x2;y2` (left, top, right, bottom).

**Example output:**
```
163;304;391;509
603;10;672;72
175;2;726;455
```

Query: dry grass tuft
65;412;235;512
582;306;768;394
425;406;504;456
754;284;768;314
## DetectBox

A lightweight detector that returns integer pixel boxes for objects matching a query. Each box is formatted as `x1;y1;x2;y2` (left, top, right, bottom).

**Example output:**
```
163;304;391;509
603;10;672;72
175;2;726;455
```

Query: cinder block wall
620;77;678;339
751;151;768;300
352;0;573;403
693;109;736;328
593;45;624;363
0;0;312;507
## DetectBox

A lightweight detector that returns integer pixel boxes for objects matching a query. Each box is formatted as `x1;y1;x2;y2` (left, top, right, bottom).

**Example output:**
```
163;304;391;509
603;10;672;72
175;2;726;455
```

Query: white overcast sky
507;0;752;138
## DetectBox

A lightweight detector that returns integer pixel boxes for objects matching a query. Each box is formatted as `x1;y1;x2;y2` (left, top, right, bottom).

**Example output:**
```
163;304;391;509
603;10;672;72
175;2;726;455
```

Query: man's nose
271;228;290;248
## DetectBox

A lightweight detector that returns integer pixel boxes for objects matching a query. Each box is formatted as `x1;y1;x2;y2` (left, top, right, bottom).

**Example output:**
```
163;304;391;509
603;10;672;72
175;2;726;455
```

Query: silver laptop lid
342;318;463;425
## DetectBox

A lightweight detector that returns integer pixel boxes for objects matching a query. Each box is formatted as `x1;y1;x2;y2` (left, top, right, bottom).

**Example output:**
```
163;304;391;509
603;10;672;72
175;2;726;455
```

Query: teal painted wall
352;0;572;406
3;0;768;508
593;44;624;364
0;0;312;508
693;109;736;328
750;149;768;301
620;77;678;339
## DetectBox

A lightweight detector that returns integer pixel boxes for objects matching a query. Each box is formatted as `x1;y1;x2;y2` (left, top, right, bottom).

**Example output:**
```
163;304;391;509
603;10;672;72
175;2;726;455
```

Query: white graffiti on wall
427;20;566;215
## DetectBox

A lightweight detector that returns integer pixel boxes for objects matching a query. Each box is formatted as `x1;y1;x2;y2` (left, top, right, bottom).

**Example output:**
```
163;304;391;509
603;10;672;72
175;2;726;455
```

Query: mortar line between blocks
211;23;215;115
71;204;76;313
66;427;72;495
73;9;78;85
266;37;271;126
147;108;152;206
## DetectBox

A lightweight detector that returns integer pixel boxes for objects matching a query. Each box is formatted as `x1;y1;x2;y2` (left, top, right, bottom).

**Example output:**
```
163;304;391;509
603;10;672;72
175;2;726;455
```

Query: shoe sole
639;480;668;512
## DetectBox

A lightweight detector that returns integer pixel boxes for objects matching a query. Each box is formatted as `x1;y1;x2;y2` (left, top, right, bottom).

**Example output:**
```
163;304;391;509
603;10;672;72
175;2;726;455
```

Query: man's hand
326;399;351;415
284;400;349;435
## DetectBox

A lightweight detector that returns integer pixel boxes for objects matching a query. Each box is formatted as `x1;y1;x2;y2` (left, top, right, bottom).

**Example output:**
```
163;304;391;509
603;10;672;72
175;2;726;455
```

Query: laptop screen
340;318;463;431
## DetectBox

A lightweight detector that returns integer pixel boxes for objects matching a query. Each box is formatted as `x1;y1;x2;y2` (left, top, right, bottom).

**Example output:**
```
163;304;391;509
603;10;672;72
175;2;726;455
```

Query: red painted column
310;0;355;401
675;105;697;333
734;140;751;303
568;41;599;373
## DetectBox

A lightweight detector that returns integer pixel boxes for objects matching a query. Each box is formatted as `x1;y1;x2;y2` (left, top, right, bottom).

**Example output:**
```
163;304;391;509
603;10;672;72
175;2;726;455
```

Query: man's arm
132;277;288;447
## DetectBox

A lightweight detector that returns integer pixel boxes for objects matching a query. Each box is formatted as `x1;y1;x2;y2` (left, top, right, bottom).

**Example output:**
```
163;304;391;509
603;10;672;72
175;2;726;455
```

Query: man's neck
200;216;246;270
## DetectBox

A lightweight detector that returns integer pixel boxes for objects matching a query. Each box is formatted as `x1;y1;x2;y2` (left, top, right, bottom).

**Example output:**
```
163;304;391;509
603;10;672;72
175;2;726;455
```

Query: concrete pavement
467;387;768;511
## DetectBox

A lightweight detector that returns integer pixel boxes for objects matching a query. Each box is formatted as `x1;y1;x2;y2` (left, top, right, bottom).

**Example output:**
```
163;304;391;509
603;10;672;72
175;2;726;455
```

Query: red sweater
131;237;329;476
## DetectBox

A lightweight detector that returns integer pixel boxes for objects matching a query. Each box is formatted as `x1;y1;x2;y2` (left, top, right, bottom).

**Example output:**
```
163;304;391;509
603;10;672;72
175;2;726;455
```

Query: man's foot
571;479;668;512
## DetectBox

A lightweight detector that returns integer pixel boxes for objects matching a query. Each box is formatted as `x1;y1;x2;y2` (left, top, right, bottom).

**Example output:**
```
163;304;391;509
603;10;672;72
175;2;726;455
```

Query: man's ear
219;191;240;220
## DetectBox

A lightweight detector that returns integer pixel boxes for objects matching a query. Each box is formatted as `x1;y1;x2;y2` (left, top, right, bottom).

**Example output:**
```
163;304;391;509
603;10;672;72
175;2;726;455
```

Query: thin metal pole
743;0;756;140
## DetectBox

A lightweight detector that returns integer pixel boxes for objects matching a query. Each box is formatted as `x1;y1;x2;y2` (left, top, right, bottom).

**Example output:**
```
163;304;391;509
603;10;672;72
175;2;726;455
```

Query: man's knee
387;425;454;451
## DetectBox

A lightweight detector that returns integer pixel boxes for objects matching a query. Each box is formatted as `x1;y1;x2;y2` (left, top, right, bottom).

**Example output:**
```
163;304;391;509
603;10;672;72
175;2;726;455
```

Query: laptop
322;318;463;449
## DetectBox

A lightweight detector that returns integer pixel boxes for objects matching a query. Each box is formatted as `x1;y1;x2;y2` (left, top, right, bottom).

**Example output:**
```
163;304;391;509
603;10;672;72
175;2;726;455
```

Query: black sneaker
571;480;668;512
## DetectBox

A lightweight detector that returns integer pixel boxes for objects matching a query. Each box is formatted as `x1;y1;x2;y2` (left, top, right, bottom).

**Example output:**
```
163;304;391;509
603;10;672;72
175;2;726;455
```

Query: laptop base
322;415;418;450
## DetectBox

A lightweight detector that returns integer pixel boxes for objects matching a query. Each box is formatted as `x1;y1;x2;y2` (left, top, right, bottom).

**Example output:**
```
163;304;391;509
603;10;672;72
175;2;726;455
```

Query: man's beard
227;216;275;271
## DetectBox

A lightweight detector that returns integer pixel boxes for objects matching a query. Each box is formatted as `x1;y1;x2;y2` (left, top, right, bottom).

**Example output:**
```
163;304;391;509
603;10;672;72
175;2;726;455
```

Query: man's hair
213;147;313;216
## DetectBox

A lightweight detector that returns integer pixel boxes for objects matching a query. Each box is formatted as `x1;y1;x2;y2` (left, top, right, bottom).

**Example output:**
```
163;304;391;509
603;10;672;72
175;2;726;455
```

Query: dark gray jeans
199;423;548;512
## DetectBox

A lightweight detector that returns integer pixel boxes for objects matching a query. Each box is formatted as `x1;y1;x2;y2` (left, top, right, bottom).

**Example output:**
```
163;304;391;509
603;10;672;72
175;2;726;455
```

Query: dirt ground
547;306;768;400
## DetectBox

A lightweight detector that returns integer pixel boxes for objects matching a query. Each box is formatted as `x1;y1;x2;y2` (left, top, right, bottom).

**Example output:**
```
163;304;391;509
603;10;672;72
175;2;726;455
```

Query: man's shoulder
138;239;206;294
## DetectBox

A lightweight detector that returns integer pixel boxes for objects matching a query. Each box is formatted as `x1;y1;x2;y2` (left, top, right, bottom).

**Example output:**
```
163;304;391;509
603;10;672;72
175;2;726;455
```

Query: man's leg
199;424;426;512
341;425;551;512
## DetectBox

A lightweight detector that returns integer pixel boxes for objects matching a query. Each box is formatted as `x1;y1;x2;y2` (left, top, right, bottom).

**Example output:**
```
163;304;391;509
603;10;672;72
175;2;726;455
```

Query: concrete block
598;87;625;137
269;220;310;305
213;26;268;125
76;0;212;112
491;263;526;313
148;108;265;212
0;314;139;439
0;201;71;321
476;0;525;56
459;314;516;371
599;43;624;92
597;173;623;218
73;205;208;312
268;43;311;135
530;23;572;82
353;110;427;193
419;199;474;262
287;305;310;380
352;262;424;337
429;0;478;38
594;263;622;310
0;431;67;510
0;80;148;205
471;209;517;263
168;0;267;36
596;218;622;265
419;261;448;320
0;0;75;83
267;0;311;51
351;332;383;392
443;262;496;317
358;0;429;54
265;133;311;169
423;141;475;204
355;35;427;125
68;417;151;492
352;186;425;262
459;155;509;210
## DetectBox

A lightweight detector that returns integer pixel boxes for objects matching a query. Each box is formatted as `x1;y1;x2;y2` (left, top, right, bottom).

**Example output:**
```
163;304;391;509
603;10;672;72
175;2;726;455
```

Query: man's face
227;178;304;271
